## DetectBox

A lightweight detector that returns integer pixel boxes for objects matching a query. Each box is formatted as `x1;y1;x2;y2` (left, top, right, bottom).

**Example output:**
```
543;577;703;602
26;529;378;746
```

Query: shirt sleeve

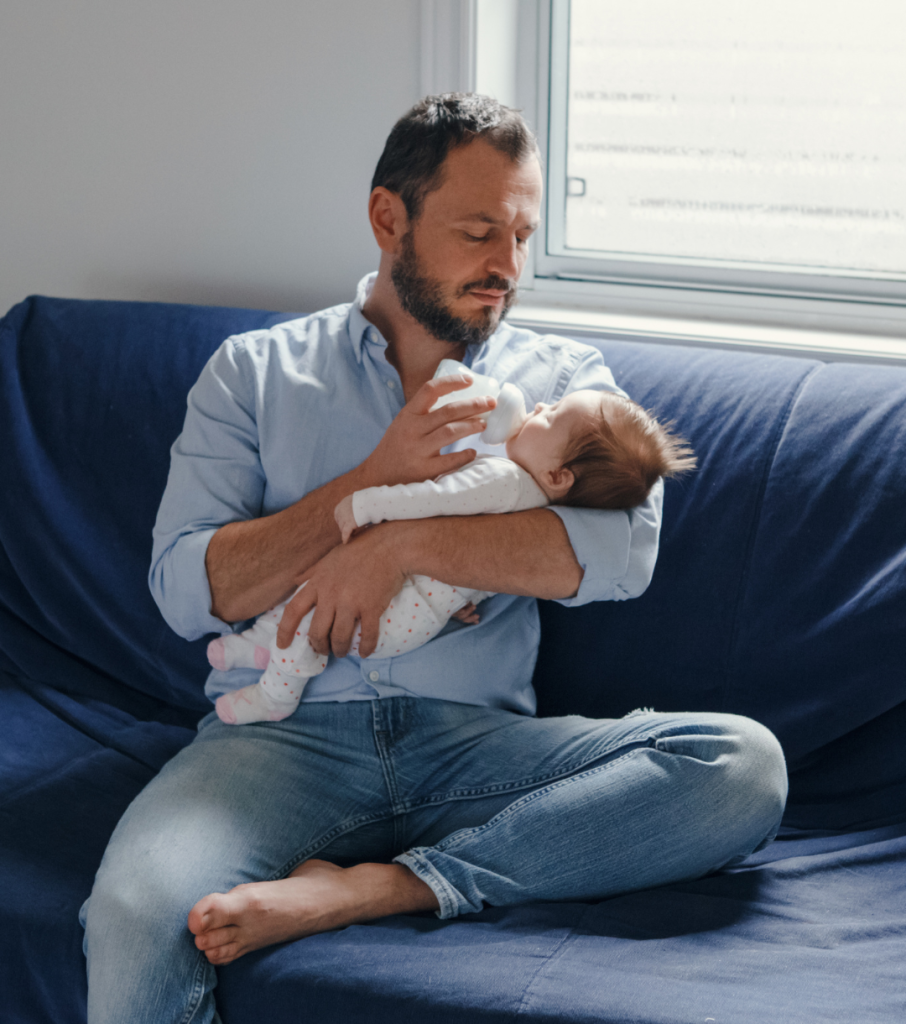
547;347;664;606
148;336;265;640
352;457;532;525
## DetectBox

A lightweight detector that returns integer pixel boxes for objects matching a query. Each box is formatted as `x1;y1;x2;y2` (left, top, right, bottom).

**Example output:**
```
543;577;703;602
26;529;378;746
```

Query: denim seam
393;740;656;814
271;809;398;879
180;952;210;1024
429;748;647;856
270;742;651;880
371;700;406;849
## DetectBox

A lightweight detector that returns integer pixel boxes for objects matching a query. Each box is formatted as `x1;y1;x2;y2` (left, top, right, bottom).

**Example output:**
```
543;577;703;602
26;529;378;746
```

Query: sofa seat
219;823;906;1024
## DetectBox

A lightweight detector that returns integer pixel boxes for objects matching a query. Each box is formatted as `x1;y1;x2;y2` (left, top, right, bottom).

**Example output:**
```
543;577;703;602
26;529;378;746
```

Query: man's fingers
427;418;486;452
357;611;380;659
305;603;336;657
328;609;358;658
427;393;496;427
276;586;315;649
409;373;474;414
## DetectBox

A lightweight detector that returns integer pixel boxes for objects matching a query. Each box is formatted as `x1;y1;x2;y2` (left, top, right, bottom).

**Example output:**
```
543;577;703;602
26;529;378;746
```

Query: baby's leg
216;606;327;726
355;577;487;659
215;579;489;724
206;602;288;672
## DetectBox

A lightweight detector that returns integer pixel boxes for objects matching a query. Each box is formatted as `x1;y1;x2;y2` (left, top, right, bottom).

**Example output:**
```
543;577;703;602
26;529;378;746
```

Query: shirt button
369;670;380;683
387;379;397;389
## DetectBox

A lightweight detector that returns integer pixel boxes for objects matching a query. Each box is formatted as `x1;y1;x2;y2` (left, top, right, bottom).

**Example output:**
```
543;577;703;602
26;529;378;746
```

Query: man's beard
391;231;517;346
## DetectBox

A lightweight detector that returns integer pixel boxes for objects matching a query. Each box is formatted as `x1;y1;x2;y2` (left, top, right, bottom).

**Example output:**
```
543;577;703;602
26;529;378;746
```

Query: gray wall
0;0;422;315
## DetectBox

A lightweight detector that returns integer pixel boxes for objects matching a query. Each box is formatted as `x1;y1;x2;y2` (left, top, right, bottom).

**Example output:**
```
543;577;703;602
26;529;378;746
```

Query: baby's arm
335;457;537;543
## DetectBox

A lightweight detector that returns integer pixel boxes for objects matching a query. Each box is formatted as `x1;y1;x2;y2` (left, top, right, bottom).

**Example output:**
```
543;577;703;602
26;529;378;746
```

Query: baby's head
505;390;696;509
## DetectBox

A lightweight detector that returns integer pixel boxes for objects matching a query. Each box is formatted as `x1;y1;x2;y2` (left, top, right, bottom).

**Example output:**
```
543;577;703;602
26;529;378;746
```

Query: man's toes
193;924;238;952
187;892;233;935
204;940;241;965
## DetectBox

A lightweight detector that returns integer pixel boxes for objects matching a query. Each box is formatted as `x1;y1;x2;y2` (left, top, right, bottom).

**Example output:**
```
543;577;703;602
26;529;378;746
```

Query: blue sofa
2;295;904;1023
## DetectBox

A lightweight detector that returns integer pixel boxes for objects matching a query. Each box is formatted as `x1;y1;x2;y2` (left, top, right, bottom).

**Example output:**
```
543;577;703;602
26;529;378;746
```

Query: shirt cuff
149;528;234;640
546;505;633;606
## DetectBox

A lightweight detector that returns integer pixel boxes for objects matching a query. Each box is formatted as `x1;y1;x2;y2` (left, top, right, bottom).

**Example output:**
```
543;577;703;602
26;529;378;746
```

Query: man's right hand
206;376;494;625
359;374;496;487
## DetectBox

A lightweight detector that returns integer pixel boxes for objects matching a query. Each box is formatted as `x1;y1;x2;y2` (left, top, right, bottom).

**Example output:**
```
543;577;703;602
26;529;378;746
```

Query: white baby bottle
431;358;526;445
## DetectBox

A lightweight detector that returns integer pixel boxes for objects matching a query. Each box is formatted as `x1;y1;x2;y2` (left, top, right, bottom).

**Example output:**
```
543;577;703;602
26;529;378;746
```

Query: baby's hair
559;393;696;510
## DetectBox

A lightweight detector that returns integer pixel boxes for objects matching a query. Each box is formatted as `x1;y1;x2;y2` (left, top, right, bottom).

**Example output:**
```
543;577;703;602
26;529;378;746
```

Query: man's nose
486;235;523;282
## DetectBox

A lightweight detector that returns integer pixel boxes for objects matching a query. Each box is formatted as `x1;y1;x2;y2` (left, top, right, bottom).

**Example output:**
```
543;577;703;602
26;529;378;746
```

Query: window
432;0;906;357
535;0;906;354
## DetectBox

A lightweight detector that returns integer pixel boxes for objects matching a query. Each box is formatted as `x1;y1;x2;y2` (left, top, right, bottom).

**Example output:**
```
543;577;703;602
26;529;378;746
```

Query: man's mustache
459;276;517;298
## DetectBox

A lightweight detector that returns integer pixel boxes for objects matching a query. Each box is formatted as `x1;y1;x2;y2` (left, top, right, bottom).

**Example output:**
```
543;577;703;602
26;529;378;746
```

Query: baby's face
505;390;604;482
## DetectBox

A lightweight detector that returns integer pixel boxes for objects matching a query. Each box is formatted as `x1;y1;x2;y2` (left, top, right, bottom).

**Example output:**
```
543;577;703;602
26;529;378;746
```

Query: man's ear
542;466;575;501
368;187;409;255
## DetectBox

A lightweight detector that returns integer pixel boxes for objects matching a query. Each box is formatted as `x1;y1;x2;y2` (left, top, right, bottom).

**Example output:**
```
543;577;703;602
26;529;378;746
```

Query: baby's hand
334;494;358;544
451;602;480;625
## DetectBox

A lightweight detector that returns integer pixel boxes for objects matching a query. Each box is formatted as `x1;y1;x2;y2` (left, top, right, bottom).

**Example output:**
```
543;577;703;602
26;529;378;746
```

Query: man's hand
276;525;407;659
206;375;492;624
360;374;495;488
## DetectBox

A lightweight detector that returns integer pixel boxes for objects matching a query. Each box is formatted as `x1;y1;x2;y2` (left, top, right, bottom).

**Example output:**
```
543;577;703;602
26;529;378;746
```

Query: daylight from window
565;0;906;277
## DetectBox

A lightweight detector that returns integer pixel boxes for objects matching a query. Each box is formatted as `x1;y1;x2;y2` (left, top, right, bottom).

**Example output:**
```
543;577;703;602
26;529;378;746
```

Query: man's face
391;139;543;345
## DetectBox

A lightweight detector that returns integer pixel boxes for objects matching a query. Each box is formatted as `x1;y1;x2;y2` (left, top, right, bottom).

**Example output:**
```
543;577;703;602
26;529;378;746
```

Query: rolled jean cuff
393;848;465;920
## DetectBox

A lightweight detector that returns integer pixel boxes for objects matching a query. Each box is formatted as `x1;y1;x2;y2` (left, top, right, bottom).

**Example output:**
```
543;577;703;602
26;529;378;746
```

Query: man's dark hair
372;93;540;221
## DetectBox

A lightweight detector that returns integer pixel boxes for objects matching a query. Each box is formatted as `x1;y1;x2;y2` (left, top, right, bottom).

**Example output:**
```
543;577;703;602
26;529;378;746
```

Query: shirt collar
348;272;380;364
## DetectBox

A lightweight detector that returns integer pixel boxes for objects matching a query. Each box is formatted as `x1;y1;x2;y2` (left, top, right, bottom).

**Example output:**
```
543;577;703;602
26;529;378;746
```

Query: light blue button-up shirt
150;274;662;715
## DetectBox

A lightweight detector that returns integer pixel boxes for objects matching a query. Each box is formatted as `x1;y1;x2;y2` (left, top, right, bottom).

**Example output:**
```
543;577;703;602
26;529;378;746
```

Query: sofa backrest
1;297;278;719
534;338;906;831
2;296;904;828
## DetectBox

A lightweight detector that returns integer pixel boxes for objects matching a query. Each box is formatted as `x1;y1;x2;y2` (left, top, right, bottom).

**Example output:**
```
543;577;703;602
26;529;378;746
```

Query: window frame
520;0;906;348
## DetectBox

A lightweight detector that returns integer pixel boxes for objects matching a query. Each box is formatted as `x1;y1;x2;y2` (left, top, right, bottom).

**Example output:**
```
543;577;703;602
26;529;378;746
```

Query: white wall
0;0;422;315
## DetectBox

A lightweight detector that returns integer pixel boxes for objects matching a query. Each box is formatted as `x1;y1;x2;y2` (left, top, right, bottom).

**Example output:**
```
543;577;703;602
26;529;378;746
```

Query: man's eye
465;233;488;242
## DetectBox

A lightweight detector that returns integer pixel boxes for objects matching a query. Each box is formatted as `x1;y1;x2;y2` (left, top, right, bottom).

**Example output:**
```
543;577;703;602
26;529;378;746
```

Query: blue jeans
80;699;787;1023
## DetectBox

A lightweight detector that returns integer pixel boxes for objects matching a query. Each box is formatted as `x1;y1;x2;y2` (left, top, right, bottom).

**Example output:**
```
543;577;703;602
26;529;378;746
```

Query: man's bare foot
187;859;439;965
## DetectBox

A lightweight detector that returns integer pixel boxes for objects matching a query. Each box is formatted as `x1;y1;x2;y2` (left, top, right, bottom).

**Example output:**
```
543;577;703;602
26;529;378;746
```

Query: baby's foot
207;638;271;672
215;683;299;725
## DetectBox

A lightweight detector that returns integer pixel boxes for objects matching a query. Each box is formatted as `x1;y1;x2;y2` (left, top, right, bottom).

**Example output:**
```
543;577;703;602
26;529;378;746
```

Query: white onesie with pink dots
210;456;548;725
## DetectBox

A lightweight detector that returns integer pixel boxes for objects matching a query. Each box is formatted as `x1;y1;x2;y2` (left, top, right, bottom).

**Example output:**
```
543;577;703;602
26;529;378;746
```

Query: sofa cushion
218;823;906;1024
0;670;195;1024
0;296;283;718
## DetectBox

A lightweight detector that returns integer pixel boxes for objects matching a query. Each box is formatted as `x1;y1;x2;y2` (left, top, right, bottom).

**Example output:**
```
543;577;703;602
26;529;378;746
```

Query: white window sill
508;301;906;366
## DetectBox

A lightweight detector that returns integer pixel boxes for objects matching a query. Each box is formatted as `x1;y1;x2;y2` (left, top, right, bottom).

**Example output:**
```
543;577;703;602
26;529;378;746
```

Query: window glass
563;0;906;278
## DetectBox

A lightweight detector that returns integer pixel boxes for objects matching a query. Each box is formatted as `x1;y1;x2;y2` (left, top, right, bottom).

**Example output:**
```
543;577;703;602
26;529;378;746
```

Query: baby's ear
543;466;575;501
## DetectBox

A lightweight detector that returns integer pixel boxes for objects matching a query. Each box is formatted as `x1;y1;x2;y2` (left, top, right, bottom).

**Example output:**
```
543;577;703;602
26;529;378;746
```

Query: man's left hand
276;524;407;658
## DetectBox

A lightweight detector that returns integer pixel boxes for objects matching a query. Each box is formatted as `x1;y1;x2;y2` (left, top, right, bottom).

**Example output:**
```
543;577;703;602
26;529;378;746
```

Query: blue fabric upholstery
535;343;906;833
2;295;904;1022
219;824;906;1024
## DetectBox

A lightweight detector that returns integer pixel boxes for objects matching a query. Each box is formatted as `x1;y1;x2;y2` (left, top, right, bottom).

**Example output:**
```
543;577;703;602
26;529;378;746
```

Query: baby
210;386;694;725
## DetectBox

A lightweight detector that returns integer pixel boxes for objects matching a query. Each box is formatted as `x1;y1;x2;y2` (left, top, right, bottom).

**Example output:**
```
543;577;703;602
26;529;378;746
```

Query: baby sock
207;635;271;672
215;681;303;725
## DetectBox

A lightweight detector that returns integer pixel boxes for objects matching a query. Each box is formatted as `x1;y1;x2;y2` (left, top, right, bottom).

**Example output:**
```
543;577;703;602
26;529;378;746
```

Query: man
81;95;786;1024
